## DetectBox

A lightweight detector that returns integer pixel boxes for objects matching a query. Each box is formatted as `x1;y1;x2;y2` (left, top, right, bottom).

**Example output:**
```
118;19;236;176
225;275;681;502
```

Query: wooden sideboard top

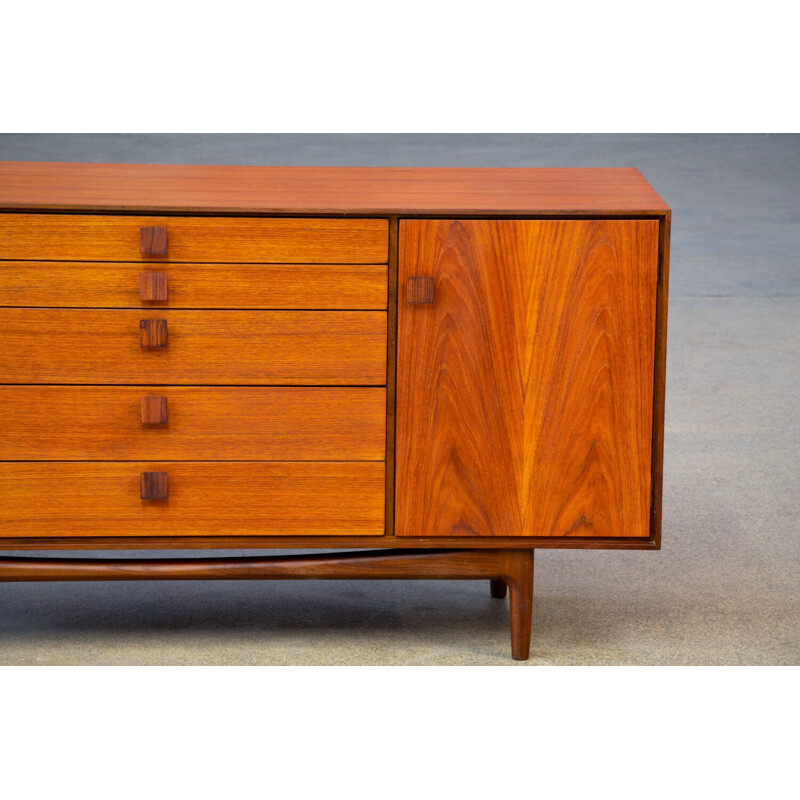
0;162;669;215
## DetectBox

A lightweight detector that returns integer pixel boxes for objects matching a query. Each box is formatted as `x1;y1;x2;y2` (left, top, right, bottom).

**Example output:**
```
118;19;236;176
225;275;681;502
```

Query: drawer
0;462;385;537
0;310;386;385
0;386;386;461
0;261;388;309
0;214;388;263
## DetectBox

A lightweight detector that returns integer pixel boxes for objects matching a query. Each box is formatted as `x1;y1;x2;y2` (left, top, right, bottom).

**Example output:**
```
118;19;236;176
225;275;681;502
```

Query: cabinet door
396;219;659;538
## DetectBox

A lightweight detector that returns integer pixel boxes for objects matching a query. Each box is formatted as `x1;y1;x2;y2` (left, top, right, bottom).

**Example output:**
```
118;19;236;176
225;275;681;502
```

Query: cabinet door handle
140;271;168;302
140;471;168;500
407;276;435;304
140;225;168;256
139;318;168;349
140;395;168;426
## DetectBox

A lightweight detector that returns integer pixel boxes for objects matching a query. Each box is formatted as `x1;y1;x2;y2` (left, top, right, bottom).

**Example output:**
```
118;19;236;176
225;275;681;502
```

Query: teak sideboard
0;162;670;660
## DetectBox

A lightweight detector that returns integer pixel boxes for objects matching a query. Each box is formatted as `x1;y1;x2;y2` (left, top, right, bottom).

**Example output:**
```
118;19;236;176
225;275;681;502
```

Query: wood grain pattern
0;310;387;385
396;219;659;538
0;163;669;215
139;271;168;302
0;386;386;461
139;225;168;256
0;261;388;309
0;214;388;263
0;462;385;537
140;471;168;500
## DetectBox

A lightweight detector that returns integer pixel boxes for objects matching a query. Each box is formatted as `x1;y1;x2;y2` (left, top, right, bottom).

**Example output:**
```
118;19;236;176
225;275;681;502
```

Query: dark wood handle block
139;271;168;302
139;318;168;349
407;276;435;304
140;471;168;500
140;395;168;426
140;225;168;256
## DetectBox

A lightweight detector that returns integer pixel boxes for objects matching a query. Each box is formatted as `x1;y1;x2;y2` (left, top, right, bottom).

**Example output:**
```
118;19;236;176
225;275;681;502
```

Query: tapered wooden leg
500;549;534;661
489;579;507;599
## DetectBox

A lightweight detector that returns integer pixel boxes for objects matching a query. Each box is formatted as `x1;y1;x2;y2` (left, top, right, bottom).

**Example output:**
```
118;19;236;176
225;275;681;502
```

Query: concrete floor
0;134;797;665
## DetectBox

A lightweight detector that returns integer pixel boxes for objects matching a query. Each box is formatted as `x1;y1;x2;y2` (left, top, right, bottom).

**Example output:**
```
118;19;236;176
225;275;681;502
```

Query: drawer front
0;386;386;461
0;261;388;309
0;310;386;385
0;463;385;537
0;214;388;263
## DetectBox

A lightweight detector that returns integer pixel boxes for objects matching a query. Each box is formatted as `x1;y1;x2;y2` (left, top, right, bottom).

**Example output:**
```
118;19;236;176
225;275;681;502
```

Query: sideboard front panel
396;219;659;538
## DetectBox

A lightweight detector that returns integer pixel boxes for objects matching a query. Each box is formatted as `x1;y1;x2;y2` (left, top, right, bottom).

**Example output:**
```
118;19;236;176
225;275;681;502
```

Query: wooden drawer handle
139;318;168;349
140;471;168;500
140;271;168;302
140;395;168;426
140;225;168;256
407;276;435;304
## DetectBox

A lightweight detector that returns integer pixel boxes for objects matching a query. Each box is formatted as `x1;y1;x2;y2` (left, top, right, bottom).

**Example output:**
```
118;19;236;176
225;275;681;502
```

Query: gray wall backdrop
0;134;797;665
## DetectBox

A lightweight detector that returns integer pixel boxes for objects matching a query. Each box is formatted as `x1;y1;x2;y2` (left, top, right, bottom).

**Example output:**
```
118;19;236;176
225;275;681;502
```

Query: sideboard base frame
0;548;535;660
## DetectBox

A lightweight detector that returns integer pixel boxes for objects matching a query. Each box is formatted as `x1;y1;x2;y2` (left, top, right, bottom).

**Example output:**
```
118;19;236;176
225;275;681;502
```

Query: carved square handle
140;271;168;302
140;471;168;500
139;319;168;349
140;225;168;256
407;276;435;304
140;395;168;426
